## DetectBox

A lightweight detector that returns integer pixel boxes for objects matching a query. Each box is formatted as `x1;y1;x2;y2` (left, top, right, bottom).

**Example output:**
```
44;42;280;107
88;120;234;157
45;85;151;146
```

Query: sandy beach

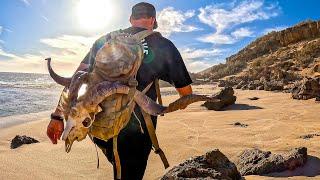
0;85;319;179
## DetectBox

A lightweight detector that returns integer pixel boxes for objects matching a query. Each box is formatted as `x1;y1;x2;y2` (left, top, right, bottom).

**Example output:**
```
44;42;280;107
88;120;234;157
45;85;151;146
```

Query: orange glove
47;119;64;144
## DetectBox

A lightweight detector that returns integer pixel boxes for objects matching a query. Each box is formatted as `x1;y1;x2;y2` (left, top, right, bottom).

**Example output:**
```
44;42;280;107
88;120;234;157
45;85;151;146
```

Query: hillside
197;20;320;101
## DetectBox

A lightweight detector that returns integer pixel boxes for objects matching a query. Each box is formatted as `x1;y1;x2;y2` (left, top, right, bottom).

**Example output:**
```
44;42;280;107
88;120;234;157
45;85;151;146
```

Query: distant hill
196;20;320;101
198;20;320;81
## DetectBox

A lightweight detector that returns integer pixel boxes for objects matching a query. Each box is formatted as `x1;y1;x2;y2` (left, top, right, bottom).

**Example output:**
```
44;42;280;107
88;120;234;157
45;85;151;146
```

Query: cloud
157;7;200;37
187;60;212;72
198;0;280;44
0;26;2;35
20;0;31;6
41;15;49;22
198;34;236;44
263;26;287;34
179;47;224;72
231;27;254;39
0;35;98;75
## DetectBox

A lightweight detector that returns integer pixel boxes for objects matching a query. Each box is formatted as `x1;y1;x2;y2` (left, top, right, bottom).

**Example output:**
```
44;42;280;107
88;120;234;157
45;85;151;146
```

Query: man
47;2;193;179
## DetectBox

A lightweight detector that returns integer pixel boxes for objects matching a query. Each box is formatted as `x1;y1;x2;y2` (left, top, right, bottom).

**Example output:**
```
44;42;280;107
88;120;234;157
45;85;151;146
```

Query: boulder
292;77;320;100
11;135;39;149
161;149;242;180
202;87;237;111
235;147;308;176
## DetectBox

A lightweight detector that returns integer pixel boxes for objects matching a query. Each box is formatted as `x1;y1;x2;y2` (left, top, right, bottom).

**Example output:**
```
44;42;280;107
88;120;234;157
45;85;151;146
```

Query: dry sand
0;85;319;179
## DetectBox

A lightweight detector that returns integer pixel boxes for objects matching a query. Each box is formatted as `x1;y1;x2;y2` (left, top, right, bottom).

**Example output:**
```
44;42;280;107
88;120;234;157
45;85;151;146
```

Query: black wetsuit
82;26;192;180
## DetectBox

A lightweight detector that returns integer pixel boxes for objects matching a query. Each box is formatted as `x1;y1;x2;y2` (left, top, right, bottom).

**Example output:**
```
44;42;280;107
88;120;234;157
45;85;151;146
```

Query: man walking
47;2;193;179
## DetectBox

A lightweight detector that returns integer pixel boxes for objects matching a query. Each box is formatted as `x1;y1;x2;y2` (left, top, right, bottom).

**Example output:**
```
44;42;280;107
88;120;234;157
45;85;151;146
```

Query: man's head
130;2;157;30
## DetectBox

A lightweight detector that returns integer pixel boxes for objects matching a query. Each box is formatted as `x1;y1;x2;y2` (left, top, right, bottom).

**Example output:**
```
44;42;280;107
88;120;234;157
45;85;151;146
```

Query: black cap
131;2;158;29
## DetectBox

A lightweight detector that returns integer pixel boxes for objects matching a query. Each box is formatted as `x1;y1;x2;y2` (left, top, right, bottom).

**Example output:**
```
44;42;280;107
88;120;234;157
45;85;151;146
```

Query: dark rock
235;147;308;176
248;82;257;90
264;81;284;91
161;149;242;180
248;97;259;100
233;122;248;128
202;87;237;111
300;133;320;139
11;135;39;149
256;85;264;90
292;77;320;100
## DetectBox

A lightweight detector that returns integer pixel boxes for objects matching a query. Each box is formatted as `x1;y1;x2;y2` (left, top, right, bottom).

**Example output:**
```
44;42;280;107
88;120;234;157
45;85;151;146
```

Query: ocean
0;72;62;117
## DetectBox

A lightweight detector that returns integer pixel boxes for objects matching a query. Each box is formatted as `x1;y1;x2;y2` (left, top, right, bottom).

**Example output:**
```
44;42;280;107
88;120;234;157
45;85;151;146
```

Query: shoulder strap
134;30;158;41
141;109;169;169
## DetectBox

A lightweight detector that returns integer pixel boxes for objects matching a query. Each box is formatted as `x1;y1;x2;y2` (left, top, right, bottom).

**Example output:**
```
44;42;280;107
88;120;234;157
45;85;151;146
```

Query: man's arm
176;85;192;97
47;62;89;144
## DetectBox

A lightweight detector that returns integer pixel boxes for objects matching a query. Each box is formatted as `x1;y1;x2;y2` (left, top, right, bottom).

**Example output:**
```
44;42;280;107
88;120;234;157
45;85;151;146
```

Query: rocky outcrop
11;135;39;149
202;87;236;110
235;147;308;176
199;20;320;102
162;149;242;180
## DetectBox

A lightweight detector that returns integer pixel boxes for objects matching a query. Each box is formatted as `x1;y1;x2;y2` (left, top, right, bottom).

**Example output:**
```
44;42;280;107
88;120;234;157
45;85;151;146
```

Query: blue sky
0;0;319;74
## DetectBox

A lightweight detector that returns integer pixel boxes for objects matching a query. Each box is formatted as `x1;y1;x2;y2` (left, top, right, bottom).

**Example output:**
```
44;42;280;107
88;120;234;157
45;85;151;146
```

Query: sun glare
76;0;113;31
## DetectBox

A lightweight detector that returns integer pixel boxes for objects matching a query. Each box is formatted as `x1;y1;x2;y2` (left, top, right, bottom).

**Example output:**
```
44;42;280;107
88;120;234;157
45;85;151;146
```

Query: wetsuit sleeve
162;41;193;88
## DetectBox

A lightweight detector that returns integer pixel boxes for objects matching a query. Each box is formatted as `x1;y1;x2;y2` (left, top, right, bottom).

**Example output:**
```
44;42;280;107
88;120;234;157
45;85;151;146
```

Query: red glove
47;119;64;144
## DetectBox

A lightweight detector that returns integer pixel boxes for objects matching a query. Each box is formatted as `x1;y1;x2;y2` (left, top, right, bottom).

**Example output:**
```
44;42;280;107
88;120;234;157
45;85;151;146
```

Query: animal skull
62;101;102;152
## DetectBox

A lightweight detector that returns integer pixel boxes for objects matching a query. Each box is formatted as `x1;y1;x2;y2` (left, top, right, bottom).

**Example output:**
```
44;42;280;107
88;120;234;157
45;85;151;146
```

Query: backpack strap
133;30;158;41
141;109;170;169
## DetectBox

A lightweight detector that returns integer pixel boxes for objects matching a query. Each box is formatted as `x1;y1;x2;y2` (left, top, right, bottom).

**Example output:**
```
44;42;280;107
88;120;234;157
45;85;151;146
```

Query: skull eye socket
82;117;92;128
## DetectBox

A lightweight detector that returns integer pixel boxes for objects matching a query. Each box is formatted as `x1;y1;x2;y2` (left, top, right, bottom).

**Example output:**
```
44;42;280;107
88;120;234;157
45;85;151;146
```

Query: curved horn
84;82;131;109
134;90;166;116
45;57;72;87
68;71;89;105
63;71;89;117
134;93;220;116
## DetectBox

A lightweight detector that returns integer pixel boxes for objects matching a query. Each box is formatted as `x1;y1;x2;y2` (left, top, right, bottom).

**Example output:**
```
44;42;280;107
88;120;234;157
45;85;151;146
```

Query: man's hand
47;119;64;144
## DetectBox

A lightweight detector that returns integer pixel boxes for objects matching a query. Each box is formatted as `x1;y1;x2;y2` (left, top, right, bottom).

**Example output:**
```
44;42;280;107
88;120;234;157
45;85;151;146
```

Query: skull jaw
63;128;89;153
65;137;74;153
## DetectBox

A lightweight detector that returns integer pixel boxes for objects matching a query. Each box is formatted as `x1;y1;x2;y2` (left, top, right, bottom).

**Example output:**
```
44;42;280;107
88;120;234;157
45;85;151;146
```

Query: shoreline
0;110;51;129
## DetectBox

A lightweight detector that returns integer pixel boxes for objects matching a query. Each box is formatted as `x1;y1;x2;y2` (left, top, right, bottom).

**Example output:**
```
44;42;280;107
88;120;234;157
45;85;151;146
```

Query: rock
202;87;237;111
235;147;308;176
256;85;264;90
300;133;320;139
11;135;39;149
248;97;259;100
233;122;248;128
248;82;257;90
264;81;284;91
161;149;242;180
292;77;320;100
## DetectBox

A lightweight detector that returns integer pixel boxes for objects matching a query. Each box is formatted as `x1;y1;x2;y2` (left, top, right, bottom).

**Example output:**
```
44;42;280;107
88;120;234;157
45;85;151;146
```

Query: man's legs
93;120;152;180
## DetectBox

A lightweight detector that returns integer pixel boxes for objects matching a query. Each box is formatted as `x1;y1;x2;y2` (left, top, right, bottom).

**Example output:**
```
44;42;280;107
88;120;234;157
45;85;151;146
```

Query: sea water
0;72;62;117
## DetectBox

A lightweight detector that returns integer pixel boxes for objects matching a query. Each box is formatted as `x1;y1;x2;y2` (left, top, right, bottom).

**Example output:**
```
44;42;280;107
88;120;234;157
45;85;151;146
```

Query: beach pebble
10;135;39;149
300;133;320;139
248;97;259;100
233;122;248;127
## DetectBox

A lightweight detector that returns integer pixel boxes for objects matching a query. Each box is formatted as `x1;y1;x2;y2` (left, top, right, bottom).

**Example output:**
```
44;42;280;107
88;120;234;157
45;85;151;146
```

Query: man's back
83;26;192;180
